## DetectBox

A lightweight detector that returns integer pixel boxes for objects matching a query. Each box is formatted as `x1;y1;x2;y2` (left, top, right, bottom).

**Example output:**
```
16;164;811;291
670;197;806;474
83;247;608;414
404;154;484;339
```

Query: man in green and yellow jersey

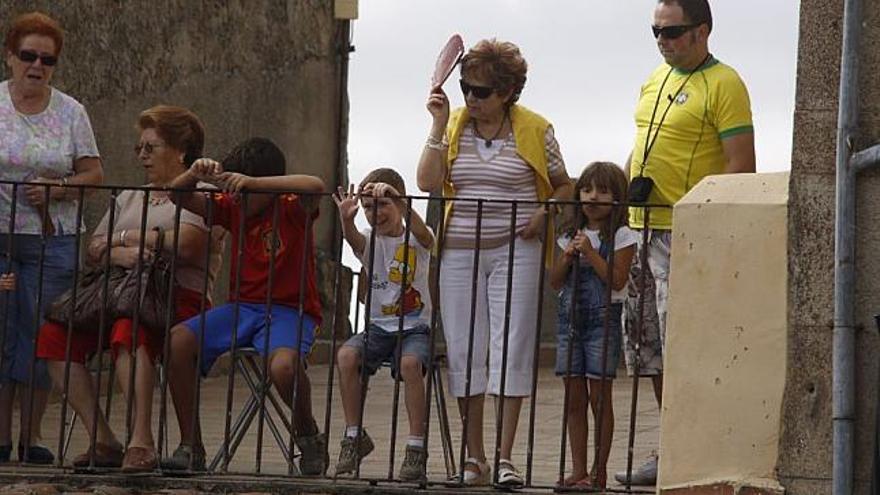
618;0;756;486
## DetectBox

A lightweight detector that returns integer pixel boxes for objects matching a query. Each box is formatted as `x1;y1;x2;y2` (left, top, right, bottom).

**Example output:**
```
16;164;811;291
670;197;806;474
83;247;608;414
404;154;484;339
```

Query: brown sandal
121;446;157;473
72;442;124;468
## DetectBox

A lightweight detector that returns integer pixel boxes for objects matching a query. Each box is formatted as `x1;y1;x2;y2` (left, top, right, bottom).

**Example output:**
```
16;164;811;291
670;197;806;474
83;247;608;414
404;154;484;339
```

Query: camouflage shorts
623;230;671;376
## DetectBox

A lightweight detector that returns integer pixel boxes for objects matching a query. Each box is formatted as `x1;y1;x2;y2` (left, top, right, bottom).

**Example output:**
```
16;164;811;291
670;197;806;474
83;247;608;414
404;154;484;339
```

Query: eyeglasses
651;24;699;40
134;142;166;155
459;80;495;99
17;50;58;67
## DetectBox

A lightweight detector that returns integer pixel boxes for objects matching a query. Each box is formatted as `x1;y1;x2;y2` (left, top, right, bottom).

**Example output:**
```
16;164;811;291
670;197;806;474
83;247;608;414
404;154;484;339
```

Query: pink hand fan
431;34;464;90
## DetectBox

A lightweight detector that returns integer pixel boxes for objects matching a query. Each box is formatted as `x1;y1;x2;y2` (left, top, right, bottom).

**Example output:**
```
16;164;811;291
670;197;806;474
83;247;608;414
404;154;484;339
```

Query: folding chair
208;347;298;473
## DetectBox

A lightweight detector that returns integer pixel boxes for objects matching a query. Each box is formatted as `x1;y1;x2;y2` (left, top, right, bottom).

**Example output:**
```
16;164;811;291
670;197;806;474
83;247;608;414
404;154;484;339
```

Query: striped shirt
445;125;567;249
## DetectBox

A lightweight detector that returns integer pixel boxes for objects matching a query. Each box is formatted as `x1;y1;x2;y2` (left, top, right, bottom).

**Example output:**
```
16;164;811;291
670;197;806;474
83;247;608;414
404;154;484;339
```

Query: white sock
345;425;361;438
407;435;425;448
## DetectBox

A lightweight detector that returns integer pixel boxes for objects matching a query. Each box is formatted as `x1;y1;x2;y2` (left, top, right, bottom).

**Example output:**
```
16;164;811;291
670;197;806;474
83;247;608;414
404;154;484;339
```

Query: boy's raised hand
332;184;360;221
362;181;401;199
190;158;224;183
216;172;252;194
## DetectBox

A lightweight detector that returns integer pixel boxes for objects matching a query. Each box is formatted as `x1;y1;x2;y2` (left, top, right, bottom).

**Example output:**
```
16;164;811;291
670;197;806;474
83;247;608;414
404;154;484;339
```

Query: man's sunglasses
17;50;58;67
651;24;700;40
459;80;495;99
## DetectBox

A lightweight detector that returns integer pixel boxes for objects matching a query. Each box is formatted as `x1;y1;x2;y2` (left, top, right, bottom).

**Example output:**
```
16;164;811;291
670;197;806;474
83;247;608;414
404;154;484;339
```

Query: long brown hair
560;161;629;243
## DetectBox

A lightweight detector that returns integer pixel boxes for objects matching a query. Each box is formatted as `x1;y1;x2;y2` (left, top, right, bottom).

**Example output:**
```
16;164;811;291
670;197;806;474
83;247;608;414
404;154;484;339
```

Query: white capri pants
440;238;542;397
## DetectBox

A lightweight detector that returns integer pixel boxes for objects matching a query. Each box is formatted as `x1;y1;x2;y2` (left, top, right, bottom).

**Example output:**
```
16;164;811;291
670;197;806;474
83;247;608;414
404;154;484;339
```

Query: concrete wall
658;173;788;495
0;1;352;331
780;0;880;493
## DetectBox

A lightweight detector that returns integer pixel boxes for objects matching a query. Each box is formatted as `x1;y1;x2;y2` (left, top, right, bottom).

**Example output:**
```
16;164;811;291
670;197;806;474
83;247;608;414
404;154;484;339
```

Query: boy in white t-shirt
331;168;435;481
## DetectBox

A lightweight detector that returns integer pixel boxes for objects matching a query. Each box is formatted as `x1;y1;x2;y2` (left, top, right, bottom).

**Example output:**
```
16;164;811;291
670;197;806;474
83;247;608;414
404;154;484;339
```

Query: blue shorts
0;234;76;389
182;302;317;376
342;324;430;378
555;303;622;380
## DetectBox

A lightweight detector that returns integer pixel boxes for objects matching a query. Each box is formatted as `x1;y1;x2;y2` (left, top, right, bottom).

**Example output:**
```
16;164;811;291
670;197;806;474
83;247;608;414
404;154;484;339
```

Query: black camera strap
638;53;712;178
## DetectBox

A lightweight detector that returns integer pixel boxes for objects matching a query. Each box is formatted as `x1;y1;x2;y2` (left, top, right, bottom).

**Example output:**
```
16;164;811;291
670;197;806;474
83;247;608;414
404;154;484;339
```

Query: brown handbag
45;228;174;333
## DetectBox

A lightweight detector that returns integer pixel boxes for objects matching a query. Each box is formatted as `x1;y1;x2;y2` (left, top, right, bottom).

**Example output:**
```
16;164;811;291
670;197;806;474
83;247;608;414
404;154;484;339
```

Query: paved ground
0;364;659;494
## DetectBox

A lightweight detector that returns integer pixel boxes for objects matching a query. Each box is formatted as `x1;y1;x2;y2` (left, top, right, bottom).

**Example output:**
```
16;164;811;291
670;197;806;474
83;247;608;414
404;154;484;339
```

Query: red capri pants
37;287;205;363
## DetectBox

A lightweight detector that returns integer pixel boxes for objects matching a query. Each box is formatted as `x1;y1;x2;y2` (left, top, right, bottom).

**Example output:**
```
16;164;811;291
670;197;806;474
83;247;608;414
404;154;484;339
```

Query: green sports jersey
629;57;753;229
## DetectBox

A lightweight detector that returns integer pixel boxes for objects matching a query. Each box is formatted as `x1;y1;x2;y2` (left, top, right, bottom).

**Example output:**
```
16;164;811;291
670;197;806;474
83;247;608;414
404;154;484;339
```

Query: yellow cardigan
441;104;556;264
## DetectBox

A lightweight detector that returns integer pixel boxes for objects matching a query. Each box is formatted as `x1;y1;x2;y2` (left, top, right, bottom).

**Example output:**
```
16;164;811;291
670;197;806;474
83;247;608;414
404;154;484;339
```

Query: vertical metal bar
124;189;152;447
525;201;551;486
222;192;249;471
420;195;448;486
88;189;118;468
56;186;85;466
22;184;52;462
256;195;280;472
457;198;483;484
288;192;315;477
594;205;618;479
558;247;581;485
157;193;183;460
625;207;652;490
0;183;18;379
189;190;214;471
322;193;348;469
492;201;518;485
387;196;414;480
353;197;379;479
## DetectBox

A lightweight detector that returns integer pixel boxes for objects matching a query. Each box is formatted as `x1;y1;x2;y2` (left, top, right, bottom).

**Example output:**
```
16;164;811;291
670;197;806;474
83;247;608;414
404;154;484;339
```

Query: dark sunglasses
134;142;166;155
17;50;58;67
651;24;699;40
459;80;495;99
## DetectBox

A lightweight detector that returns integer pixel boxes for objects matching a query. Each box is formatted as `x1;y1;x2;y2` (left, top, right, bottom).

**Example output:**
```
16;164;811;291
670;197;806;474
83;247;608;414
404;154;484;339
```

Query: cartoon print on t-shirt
381;243;424;317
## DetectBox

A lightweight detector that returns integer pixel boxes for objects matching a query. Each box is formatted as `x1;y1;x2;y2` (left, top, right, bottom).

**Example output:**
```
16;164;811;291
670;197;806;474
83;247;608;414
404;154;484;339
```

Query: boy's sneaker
614;453;658;485
334;430;374;476
398;444;427;481
160;443;206;471
295;430;329;476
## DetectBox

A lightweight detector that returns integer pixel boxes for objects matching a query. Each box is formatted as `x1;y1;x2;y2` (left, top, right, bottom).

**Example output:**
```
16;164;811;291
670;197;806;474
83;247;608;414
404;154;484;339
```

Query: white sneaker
614;454;658;485
497;459;524;488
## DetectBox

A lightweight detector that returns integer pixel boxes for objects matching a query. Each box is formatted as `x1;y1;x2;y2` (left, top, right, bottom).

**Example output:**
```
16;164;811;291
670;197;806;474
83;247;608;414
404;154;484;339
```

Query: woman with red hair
0;11;103;464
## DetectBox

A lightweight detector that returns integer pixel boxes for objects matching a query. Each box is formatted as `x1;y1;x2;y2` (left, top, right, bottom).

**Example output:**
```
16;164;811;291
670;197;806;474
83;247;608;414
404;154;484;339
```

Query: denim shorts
0;234;76;389
555;303;623;379
342;324;430;377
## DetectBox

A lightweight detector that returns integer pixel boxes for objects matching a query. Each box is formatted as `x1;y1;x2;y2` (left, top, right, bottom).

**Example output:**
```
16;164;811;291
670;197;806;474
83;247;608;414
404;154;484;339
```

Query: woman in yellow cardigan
417;38;571;487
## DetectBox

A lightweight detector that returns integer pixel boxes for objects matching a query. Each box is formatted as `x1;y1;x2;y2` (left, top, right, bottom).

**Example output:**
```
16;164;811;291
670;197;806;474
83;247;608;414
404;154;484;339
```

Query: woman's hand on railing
23;176;65;206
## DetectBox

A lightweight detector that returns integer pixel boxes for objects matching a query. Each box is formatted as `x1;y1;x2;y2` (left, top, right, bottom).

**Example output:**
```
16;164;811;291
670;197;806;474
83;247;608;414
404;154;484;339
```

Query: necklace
472;113;508;148
148;192;170;206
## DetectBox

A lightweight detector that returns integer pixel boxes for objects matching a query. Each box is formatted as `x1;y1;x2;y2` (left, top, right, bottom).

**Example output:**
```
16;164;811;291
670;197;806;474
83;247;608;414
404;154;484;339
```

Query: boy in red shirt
163;138;326;474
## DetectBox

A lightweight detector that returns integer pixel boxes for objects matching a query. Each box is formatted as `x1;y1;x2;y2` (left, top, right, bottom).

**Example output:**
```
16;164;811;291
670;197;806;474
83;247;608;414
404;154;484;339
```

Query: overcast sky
346;1;800;184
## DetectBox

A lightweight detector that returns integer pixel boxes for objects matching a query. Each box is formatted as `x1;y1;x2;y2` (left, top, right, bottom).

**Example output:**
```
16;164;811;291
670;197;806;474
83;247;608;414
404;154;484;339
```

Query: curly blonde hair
460;38;528;106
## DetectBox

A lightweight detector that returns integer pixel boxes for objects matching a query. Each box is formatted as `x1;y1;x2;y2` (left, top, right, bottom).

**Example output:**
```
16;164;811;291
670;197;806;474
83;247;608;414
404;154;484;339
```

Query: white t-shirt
359;227;433;332
556;226;639;302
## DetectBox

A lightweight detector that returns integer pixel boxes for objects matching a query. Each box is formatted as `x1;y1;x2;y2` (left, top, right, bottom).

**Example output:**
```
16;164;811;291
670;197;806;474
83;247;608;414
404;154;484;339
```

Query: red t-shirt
210;193;322;324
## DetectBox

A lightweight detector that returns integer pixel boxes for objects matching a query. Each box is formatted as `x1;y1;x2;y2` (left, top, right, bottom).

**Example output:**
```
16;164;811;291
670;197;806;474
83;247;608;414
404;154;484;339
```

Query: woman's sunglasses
651;24;699;40
459;80;495;99
17;50;58;67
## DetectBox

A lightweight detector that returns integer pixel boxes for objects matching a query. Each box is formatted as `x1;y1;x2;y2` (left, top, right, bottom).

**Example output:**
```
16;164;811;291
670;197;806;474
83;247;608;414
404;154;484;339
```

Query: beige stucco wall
658;173;789;493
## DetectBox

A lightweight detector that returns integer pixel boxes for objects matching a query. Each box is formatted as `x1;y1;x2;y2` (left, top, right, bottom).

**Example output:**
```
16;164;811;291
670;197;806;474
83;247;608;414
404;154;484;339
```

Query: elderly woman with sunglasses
417;38;571;487
0;12;104;464
36;105;225;472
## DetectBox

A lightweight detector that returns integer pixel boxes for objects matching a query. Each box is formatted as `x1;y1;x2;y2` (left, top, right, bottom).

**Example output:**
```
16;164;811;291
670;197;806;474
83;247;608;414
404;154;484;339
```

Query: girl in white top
549;162;637;489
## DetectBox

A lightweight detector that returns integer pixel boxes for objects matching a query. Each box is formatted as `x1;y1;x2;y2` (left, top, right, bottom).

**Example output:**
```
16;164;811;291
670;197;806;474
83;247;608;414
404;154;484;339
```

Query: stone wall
781;0;880;493
0;1;351;331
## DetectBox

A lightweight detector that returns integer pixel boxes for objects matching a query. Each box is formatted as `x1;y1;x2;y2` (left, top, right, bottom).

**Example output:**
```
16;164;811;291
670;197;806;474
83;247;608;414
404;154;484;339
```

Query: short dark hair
221;137;286;177
660;0;713;33
359;167;406;196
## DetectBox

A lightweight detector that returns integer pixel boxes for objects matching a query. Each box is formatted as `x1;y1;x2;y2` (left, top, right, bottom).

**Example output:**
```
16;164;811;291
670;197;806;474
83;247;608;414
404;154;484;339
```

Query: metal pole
833;0;862;493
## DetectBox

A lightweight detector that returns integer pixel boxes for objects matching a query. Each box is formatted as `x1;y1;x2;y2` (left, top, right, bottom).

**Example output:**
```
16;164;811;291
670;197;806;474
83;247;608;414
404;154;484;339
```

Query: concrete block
790;110;837;176
793;0;843;112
